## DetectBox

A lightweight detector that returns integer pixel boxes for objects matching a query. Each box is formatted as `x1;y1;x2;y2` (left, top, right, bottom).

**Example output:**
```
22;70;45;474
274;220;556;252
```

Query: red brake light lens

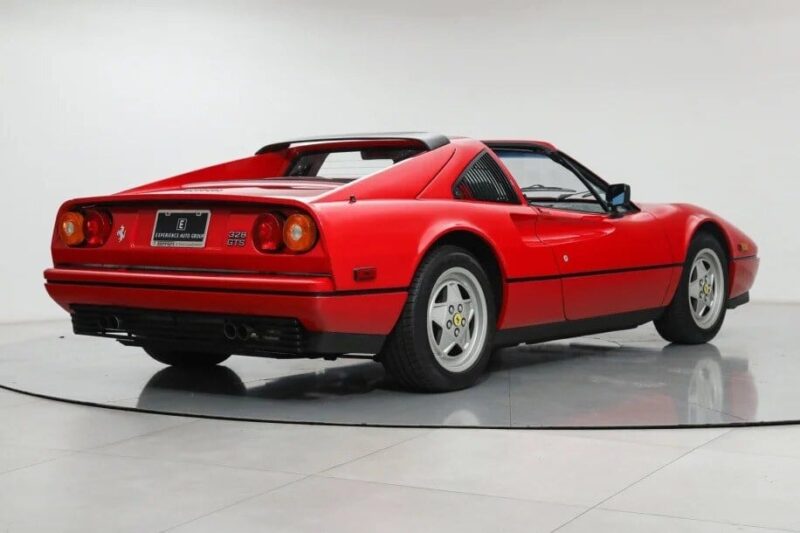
253;213;284;252
82;209;112;247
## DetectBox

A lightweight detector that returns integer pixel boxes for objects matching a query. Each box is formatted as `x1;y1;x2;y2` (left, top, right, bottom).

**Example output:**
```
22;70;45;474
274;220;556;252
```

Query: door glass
494;149;605;213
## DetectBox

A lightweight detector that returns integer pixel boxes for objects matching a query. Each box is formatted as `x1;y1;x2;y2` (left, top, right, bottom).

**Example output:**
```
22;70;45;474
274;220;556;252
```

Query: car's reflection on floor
136;340;757;427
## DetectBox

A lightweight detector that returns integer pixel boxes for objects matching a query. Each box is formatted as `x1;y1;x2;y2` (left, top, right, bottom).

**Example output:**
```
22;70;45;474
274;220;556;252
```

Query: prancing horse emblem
116;225;126;243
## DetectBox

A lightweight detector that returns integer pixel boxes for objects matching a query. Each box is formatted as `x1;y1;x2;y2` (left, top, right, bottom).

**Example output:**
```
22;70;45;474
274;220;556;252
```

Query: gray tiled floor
556;509;789;532
171;476;585;533
1;388;799;532
321;428;709;507
3;308;800;532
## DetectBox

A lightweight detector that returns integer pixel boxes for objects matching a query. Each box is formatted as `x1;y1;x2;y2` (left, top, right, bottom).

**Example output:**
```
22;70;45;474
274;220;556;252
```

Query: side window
453;152;519;204
494;149;606;213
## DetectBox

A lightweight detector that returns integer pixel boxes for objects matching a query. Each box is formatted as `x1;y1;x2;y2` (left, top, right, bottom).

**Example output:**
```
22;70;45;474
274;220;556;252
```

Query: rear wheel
143;345;230;368
379;245;496;392
655;232;728;344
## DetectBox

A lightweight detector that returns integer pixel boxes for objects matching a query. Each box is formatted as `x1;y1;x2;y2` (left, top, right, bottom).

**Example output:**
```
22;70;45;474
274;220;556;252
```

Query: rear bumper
70;305;385;356
44;267;407;353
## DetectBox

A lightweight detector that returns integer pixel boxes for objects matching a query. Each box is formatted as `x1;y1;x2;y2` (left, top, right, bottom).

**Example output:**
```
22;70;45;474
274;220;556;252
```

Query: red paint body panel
501;280;565;328
562;267;682;320
45;135;759;349
44;267;335;293
730;257;760;299
45;279;405;334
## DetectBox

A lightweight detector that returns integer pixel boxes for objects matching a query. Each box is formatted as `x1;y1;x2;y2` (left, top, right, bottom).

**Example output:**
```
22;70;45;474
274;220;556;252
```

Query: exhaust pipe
103;315;121;330
223;322;238;340
237;323;254;341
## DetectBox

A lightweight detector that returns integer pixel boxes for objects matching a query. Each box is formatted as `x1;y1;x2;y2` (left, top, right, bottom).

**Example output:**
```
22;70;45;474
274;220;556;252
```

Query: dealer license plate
151;210;211;248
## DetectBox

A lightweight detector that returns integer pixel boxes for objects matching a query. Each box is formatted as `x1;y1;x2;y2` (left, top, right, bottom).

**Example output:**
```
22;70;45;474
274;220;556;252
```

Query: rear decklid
51;191;331;275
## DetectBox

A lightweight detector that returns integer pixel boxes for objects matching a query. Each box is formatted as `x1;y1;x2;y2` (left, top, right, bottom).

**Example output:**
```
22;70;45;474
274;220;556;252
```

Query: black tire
654;232;728;344
379;245;496;392
143;345;231;368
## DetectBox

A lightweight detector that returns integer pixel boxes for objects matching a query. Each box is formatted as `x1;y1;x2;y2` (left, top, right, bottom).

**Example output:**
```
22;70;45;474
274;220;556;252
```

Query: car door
535;206;674;319
492;145;674;320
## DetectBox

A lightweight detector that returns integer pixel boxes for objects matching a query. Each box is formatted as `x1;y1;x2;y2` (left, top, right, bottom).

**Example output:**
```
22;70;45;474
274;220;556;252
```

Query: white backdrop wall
1;0;798;322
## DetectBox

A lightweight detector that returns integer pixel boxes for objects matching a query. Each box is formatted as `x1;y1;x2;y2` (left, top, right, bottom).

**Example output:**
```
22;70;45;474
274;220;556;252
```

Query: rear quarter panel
315;199;565;327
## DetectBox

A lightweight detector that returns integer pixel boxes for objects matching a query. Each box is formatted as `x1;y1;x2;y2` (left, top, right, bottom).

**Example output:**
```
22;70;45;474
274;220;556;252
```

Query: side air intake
453;152;518;203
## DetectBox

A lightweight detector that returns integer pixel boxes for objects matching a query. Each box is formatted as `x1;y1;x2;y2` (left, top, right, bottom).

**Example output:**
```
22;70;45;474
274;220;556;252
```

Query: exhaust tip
103;315;121;330
223;322;238;340
237;324;254;341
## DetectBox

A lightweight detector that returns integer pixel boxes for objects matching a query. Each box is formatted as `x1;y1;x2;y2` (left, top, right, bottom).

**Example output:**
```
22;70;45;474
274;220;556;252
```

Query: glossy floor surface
2;306;800;532
0;303;795;428
3;369;800;531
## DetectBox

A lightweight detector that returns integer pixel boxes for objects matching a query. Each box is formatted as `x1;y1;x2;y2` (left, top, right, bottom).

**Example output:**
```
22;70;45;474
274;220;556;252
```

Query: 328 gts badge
226;231;248;247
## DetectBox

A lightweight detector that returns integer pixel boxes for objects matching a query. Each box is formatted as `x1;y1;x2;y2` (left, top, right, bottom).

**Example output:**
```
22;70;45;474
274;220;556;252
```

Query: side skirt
493;307;665;348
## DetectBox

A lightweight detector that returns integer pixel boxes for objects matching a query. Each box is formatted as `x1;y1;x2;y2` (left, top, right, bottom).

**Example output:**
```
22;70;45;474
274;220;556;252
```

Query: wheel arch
691;220;733;261
687;218;735;294
414;228;507;323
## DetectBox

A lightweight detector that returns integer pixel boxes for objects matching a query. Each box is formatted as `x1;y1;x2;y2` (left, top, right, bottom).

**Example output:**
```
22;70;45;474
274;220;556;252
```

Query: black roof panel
256;132;450;154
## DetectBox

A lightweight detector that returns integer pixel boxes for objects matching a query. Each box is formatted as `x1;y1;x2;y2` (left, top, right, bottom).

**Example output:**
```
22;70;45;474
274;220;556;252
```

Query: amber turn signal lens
58;211;85;246
283;213;317;253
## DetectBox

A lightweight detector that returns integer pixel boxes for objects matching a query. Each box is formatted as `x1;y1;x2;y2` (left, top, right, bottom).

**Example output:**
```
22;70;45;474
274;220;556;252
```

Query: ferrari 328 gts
45;133;759;391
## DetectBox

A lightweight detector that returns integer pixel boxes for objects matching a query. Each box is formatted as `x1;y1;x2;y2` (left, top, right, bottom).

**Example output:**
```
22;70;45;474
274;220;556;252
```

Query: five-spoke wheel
426;267;489;373
655;231;728;344
688;248;725;329
380;245;496;391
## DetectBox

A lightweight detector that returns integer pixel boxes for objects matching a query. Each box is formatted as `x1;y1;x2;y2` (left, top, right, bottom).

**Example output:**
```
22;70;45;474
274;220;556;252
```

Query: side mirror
606;183;631;208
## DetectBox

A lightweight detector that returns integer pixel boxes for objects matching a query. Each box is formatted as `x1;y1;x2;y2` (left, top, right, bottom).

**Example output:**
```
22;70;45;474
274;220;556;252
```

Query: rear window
286;148;421;180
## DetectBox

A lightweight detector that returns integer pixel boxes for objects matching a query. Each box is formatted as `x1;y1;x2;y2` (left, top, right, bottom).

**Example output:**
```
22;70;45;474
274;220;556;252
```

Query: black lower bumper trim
70;305;385;357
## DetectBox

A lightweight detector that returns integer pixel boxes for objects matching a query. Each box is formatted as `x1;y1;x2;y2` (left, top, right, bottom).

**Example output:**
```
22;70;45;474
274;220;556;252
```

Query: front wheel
143;345;231;368
655;232;728;344
379;245;496;392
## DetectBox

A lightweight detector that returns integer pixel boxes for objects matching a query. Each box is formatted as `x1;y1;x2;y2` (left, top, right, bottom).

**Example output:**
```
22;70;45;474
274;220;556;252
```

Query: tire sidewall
408;247;496;390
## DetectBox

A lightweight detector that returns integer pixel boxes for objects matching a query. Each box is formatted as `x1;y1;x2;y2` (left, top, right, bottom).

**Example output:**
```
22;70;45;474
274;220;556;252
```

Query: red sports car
45;133;759;391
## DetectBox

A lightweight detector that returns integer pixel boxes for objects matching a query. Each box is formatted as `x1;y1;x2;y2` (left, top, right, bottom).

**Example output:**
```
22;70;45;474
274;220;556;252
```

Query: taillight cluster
58;209;112;248
253;212;317;253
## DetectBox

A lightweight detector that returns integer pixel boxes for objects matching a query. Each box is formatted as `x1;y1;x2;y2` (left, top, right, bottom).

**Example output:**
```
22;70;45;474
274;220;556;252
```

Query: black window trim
487;144;613;214
256;132;450;154
452;150;524;205
559;151;640;215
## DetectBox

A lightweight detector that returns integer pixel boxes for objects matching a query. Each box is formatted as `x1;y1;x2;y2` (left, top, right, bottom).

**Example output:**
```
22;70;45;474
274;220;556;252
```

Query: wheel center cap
453;313;463;327
703;284;711;295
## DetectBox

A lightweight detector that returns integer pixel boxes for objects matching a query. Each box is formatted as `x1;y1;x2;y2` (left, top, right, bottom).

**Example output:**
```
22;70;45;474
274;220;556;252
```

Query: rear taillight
283;213;317;253
253;213;284;252
58;209;112;247
253;211;318;254
58;211;85;246
83;209;112;247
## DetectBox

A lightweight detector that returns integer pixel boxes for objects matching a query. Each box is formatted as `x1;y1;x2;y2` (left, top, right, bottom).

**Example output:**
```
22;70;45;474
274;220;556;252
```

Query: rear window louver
453;152;518;203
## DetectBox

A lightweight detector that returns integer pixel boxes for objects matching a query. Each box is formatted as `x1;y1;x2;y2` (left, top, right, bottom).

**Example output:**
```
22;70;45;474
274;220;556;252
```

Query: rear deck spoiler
255;132;450;154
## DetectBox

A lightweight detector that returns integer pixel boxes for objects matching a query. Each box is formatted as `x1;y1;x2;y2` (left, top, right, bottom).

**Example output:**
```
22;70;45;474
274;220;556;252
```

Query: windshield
286;148;421;181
